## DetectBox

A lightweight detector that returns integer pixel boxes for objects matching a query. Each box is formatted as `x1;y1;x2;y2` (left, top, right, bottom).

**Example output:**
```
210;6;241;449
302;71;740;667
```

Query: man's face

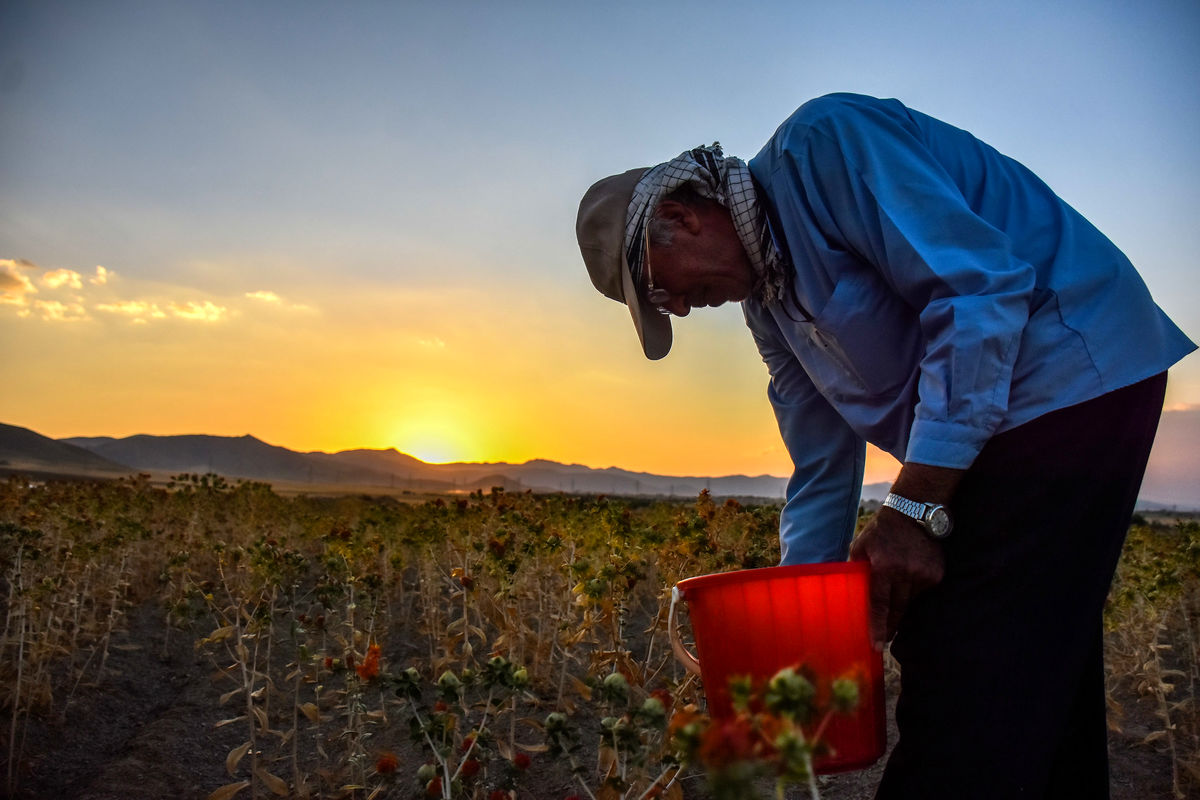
644;199;756;317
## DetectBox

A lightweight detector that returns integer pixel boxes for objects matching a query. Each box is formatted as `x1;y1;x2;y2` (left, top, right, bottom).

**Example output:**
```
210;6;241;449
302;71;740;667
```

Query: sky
1;0;1198;485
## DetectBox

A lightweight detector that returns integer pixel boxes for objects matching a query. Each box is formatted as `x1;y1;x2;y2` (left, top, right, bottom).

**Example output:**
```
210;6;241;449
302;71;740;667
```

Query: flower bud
831;676;860;713
602;672;629;703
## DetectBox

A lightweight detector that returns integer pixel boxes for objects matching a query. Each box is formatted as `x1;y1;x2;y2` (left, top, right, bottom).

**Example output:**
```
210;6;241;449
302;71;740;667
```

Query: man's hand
849;508;945;649
849;462;963;649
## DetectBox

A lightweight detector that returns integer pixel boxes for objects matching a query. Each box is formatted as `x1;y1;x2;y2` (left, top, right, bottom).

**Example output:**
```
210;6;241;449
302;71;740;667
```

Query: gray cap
576;168;672;360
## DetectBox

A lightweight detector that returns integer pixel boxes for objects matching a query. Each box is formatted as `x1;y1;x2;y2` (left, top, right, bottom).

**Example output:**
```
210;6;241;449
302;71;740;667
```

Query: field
1;475;1197;799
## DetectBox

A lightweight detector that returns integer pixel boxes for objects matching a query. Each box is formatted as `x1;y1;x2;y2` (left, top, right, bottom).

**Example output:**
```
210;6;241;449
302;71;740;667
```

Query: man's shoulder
752;94;911;171
787;93;907;128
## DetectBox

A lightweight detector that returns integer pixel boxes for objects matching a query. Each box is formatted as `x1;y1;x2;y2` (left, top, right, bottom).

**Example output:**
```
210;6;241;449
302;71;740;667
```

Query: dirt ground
5;601;1185;800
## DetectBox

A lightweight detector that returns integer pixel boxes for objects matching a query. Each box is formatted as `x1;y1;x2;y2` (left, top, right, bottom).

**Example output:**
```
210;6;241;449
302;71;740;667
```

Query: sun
392;415;478;464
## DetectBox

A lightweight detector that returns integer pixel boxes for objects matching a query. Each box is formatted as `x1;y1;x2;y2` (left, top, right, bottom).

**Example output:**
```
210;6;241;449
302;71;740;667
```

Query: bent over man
576;93;1195;799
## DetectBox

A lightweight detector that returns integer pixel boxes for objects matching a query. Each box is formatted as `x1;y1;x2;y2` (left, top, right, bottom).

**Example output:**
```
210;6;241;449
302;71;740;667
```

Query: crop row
0;474;1197;799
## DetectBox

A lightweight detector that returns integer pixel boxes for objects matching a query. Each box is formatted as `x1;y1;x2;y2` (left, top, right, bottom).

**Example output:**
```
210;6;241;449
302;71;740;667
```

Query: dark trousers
876;372;1168;799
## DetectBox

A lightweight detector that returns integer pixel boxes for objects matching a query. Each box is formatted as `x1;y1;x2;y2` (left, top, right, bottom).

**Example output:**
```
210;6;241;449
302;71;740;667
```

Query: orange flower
667;705;701;738
650;688;675;712
376;751;399;774
357;644;382;681
697;714;761;768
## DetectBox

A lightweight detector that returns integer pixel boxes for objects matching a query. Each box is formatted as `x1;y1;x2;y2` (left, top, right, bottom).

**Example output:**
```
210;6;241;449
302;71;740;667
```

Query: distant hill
3;415;1196;509
0;423;131;476
52;429;790;498
60;433;455;490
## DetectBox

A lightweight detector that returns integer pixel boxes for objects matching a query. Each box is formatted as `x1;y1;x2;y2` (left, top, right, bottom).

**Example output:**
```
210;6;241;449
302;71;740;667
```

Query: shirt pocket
811;268;921;397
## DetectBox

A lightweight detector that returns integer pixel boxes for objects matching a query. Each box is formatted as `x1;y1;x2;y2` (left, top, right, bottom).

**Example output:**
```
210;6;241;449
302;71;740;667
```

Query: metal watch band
882;492;953;539
882;492;927;521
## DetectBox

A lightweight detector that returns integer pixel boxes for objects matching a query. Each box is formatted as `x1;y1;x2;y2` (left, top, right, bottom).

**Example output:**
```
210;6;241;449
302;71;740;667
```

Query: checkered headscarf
623;143;789;304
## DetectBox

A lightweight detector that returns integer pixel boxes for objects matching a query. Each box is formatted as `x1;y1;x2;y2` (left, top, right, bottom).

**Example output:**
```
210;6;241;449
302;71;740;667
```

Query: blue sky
1;0;1197;482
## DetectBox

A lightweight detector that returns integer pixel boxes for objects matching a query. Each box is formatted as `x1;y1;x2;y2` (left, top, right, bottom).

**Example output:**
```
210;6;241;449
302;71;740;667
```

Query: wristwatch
882;493;954;539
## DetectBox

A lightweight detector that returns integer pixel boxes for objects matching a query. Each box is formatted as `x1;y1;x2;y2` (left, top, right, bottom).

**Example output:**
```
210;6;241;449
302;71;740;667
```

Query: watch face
927;507;952;538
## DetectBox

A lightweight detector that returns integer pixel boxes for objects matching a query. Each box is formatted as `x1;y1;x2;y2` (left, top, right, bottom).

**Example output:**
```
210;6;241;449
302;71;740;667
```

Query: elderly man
576;93;1194;798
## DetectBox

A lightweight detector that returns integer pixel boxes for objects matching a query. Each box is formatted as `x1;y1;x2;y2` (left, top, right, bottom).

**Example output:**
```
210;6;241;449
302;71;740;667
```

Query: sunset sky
2;0;1197;484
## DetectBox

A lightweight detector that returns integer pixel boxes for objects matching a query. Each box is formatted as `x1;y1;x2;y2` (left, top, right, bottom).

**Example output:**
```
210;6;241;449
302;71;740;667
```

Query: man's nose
664;295;691;317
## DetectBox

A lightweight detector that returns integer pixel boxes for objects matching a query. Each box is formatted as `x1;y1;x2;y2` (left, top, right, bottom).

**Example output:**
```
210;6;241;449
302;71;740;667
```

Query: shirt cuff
905;417;992;469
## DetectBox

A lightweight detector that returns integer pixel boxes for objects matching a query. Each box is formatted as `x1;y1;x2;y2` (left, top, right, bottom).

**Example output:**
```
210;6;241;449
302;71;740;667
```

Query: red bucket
669;562;886;773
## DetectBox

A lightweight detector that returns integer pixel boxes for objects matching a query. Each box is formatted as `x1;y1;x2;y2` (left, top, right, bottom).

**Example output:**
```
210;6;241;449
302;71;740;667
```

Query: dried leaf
225;741;251;776
206;626;235;644
1142;730;1167;744
206;780;250;800
215;715;248;728
514;742;549;753
220;688;243;706
252;705;270;732
255;766;289;796
597;744;618;778
299;702;320;724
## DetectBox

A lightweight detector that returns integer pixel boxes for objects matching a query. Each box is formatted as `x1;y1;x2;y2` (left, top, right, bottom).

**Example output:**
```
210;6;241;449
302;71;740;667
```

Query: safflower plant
667;666;863;800
388;654;536;800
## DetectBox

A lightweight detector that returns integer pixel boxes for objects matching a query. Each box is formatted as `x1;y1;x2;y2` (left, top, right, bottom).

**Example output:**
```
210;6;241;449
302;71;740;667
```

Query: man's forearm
889;462;965;506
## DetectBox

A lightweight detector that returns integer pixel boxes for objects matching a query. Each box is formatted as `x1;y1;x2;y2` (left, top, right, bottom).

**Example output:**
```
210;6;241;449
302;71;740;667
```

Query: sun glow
392;416;478;464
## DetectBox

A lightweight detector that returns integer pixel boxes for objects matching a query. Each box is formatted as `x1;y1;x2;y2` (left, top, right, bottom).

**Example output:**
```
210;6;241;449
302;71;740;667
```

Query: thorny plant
0;475;160;797
544;670;684;800
2;476;1193;799
388;656;535;799
670;666;864;800
1104;517;1200;799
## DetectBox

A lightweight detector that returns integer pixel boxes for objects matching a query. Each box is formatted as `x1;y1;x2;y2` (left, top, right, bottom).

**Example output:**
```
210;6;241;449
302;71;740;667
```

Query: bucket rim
674;560;869;598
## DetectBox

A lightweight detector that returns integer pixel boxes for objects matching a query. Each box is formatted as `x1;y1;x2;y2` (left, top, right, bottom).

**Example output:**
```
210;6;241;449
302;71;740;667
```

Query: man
576;93;1195;798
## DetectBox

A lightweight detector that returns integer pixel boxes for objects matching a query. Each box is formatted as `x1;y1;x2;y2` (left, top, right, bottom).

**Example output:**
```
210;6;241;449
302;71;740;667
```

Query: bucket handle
668;586;702;677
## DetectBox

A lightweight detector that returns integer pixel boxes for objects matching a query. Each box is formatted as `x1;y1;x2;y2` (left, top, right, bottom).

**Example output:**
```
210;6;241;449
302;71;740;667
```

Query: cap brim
620;245;672;360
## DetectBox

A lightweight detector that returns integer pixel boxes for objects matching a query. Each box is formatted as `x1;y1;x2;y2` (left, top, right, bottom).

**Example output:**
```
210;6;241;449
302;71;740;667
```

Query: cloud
1;259;38;305
169;300;227;322
418;336;446;348
245;289;313;312
96;300;167;322
33;300;90;322
6;259;259;325
99;299;228;324
42;268;84;289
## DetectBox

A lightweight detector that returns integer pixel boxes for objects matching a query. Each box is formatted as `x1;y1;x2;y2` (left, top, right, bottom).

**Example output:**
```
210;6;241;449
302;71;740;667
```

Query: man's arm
744;301;865;564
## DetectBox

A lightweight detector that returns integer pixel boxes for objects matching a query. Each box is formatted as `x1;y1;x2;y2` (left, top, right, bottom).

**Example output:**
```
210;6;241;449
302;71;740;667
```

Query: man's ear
654;200;703;234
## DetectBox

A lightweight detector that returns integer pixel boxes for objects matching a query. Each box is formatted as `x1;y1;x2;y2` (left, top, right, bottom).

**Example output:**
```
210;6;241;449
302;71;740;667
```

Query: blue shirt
743;94;1196;565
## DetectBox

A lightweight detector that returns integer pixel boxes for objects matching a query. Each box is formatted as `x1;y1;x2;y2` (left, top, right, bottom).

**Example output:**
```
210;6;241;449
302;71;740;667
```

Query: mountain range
0;422;821;501
3;414;1198;509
